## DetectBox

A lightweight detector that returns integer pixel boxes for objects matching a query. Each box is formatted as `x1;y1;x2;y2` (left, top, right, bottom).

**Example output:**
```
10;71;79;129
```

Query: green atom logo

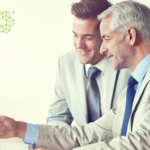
0;11;14;33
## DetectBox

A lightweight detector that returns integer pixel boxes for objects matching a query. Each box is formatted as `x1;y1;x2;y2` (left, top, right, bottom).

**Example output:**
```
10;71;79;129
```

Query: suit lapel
105;59;117;112
127;69;150;133
74;59;88;123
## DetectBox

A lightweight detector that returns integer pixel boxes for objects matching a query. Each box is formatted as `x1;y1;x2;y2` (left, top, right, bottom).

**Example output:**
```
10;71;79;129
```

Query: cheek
109;43;117;54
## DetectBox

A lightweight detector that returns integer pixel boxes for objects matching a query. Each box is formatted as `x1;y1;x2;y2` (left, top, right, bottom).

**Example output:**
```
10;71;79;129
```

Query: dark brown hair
71;0;112;19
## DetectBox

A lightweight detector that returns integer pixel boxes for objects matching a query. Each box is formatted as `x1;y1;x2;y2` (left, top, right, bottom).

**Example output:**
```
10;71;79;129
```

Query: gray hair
97;0;150;45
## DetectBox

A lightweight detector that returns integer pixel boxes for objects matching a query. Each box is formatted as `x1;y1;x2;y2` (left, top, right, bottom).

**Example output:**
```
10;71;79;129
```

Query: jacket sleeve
74;83;150;150
36;109;115;150
74;107;150;150
46;58;73;126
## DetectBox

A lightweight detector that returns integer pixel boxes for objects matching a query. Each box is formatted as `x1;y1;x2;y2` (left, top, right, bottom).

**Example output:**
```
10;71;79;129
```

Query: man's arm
73;100;150;150
46;57;73;126
35;99;150;150
74;112;150;150
0;110;114;150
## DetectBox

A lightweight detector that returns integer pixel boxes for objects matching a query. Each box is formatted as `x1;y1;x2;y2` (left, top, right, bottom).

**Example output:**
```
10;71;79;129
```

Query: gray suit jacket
35;67;150;150
46;50;131;125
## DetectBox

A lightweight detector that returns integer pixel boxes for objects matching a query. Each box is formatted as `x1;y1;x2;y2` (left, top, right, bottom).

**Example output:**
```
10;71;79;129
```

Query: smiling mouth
107;55;113;58
107;55;114;61
79;50;91;56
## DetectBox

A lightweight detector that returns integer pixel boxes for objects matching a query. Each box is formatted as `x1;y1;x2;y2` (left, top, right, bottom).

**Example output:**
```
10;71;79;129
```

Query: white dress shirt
85;56;107;116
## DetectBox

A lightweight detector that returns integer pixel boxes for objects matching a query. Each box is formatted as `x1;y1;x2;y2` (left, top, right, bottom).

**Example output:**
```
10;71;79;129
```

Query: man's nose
76;38;86;49
100;42;108;54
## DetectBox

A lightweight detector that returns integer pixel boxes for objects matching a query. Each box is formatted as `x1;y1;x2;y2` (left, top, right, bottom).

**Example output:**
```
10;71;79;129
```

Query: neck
128;43;150;72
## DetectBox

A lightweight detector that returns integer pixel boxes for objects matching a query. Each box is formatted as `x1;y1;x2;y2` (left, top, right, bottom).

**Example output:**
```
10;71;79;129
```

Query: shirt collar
132;54;150;83
85;56;107;77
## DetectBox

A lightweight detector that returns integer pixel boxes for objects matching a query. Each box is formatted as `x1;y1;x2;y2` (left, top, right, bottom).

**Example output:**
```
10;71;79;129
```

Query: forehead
72;16;98;34
100;15;112;36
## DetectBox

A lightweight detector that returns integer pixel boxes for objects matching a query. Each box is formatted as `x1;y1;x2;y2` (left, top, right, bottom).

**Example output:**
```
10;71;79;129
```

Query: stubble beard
113;42;133;70
112;51;132;70
112;60;127;70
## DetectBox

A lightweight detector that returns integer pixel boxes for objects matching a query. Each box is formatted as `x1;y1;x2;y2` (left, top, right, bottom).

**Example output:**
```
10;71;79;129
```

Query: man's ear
126;27;137;46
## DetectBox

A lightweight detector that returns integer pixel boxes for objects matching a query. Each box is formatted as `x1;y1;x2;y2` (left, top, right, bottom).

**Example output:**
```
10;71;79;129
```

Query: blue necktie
121;75;138;136
87;67;101;123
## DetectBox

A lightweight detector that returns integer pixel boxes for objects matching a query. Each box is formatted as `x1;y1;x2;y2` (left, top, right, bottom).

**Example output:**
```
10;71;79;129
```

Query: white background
0;0;150;124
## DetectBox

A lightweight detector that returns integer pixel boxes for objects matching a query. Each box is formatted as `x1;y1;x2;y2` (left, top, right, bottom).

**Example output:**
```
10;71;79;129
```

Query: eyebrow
72;30;95;37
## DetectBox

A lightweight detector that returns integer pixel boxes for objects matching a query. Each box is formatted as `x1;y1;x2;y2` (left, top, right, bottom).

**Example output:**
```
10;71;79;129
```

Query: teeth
80;50;89;53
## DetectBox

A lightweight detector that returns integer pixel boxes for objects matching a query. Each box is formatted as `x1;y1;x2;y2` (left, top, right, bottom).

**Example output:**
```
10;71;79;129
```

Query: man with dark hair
46;0;130;126
28;1;130;149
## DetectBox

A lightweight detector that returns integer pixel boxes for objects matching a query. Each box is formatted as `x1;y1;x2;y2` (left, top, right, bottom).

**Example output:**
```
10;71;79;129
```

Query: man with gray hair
0;1;150;150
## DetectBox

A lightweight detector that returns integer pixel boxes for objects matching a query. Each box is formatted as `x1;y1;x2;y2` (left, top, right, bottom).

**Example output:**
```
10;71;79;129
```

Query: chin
112;63;125;71
79;60;88;64
78;57;90;65
112;66;118;70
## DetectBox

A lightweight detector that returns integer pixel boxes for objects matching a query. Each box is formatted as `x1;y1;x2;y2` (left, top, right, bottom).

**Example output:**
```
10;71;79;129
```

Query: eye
86;38;93;40
104;39;110;43
85;37;94;40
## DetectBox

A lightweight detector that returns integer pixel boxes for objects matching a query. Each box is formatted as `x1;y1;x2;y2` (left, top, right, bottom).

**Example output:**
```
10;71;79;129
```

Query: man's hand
0;115;27;139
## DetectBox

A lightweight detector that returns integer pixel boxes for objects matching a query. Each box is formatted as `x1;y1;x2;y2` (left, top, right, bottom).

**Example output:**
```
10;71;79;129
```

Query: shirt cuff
23;123;38;147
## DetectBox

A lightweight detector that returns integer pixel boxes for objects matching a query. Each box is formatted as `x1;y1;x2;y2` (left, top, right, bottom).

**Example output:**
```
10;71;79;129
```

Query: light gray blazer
35;67;150;150
46;50;131;126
